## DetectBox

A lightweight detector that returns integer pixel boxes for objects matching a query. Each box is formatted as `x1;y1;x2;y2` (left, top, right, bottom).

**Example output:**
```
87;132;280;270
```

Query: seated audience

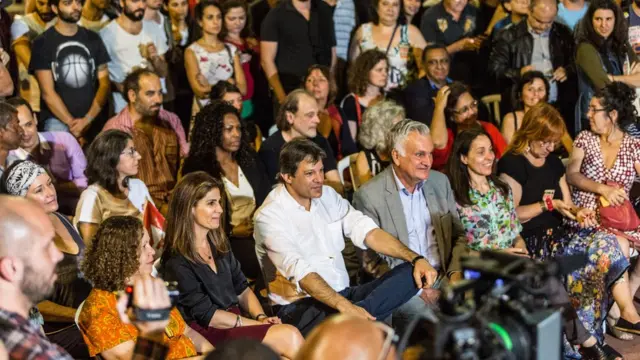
74;129;154;244
210;81;261;150
206;339;279;360
496;103;640;350
451;126;631;358
340;50;388;156
0;160;92;358
0;102;23;177
160;172;303;358
103;68;189;213
304;65;342;159
353;120;468;334
254;138;435;335
350;0;426;91
78;216;214;359
501;71;549;144
431;82;507;170
0;196;170;359
294;314;398;360
6;97;87;214
565;82;640;338
181;102;271;282
186;0;246;118
353;100;404;188
401;44;452;126
258;89;343;194
575;0;637;133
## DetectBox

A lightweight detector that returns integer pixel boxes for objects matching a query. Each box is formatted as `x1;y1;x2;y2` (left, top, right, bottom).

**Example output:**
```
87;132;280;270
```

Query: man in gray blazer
352;120;468;332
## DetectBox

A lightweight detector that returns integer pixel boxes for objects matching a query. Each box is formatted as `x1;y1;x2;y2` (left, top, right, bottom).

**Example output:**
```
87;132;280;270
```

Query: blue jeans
42;117;70;132
275;263;418;336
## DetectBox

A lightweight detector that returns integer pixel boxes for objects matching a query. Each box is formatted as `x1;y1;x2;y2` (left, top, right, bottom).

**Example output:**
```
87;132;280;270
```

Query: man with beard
100;0;169;114
80;0;113;32
11;0;57;116
30;0;111;144
102;68;188;213
0;102;24;177
0;196;181;360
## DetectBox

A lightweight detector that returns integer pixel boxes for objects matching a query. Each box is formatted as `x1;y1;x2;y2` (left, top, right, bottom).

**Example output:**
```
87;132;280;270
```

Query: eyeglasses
374;322;399;360
454;100;478;115
587;106;608;114
427;58;450;66
538;139;559;148
121;147;138;157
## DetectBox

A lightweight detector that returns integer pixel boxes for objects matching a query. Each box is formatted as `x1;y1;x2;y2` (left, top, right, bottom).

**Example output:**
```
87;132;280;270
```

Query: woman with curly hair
160;172;303;357
353;100;405;187
303;65;342;158
575;0;639;133
210;81;262;150
0;160;92;358
566;82;640;339
181;102;270;281
339;49;388;155
78;216;214;359
73;129;154;245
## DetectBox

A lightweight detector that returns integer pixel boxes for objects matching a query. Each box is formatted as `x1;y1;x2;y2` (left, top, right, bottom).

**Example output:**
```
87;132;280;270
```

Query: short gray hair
386;120;431;156
358;100;405;154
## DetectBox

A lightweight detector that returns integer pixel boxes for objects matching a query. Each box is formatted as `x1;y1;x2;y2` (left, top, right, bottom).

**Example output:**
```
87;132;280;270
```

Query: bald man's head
528;0;557;33
0;195;61;308
295;315;397;360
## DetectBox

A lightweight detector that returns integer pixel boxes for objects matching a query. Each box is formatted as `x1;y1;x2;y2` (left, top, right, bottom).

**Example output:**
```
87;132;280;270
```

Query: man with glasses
489;0;577;135
102;68;188;214
400;45;452;126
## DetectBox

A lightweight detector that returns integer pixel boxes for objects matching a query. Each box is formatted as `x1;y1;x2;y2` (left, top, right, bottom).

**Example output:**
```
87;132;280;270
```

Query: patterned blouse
456;181;523;251
77;289;197;359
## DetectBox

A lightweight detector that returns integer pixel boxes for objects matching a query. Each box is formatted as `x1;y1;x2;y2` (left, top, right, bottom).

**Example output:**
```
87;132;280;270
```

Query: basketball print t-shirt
29;26;110;123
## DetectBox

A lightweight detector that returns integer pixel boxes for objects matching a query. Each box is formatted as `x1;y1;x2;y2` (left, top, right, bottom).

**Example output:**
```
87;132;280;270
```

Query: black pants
45;323;90;359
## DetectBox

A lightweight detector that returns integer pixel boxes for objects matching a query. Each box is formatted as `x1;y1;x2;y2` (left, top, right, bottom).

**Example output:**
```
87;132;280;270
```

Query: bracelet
539;201;547;212
255;313;268;321
544;197;554;212
411;255;425;267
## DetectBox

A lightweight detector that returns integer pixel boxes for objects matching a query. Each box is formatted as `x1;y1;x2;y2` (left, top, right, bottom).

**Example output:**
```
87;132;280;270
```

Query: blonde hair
358;100;406;154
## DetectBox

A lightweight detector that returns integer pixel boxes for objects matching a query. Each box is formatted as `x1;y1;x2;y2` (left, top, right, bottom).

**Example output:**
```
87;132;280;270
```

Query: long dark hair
220;0;254;40
348;49;388;96
85;130;133;195
443;81;473;134
194;0;224;41
575;0;629;57
182;101;255;179
512;70;550;111
445;128;510;207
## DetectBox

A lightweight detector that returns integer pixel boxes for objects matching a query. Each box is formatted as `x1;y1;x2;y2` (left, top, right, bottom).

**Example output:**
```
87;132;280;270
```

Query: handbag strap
384;24;399;56
354;94;362;126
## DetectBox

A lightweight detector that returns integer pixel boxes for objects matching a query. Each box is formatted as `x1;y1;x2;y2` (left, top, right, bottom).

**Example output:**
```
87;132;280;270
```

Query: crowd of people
0;0;639;357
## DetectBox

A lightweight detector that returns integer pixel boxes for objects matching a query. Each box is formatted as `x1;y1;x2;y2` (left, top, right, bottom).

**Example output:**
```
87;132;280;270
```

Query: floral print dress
456;181;522;251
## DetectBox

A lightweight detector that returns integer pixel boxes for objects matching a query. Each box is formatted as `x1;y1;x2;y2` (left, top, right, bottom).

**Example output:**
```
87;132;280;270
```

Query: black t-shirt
497;153;565;236
30;26;110;123
261;0;336;93
420;3;478;46
258;130;338;184
339;94;366;156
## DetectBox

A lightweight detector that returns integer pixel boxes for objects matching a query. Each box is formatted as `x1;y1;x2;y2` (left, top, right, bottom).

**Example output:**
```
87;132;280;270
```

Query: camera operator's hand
336;299;376;321
413;258;438;289
116;274;171;343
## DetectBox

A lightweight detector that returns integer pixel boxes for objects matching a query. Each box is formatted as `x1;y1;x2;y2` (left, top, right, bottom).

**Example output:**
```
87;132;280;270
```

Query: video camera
397;251;587;360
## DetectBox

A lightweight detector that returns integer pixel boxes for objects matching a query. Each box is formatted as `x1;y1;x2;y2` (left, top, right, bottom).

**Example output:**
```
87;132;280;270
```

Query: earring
525;146;530;153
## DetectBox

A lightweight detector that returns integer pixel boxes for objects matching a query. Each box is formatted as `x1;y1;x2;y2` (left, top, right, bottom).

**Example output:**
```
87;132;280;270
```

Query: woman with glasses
349;0;426;91
430;81;507;170
575;0;639;133
566;82;640;339
74;130;154;245
497;103;640;353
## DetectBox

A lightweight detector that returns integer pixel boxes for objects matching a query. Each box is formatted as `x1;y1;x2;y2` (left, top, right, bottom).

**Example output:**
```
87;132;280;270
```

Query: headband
5;161;46;197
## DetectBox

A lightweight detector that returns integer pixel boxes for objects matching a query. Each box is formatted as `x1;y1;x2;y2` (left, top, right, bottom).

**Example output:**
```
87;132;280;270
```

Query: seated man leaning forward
254;138;436;336
353;120;468;333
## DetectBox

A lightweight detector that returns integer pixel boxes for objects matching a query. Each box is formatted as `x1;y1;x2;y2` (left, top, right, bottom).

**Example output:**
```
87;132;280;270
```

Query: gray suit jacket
352;166;468;275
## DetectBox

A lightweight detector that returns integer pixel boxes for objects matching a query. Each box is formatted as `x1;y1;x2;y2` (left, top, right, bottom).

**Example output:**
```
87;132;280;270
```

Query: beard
20;262;56;305
124;7;145;21
58;9;81;23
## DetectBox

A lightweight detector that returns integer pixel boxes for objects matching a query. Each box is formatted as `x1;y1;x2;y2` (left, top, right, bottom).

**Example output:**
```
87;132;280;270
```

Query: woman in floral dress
447;126;628;359
496;103;639;357
566;82;640;339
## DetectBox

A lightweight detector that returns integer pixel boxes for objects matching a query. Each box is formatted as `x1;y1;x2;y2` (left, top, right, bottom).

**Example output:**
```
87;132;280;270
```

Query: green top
576;41;638;91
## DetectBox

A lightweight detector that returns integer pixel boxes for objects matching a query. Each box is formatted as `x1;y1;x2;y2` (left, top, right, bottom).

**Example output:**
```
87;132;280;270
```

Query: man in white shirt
254;138;437;335
99;0;168;113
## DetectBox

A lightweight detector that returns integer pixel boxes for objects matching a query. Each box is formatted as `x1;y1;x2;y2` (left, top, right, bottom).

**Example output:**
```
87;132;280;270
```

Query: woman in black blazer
182;101;271;281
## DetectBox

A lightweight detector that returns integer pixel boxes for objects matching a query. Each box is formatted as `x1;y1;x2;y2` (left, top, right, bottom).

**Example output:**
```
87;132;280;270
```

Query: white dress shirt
254;184;379;305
